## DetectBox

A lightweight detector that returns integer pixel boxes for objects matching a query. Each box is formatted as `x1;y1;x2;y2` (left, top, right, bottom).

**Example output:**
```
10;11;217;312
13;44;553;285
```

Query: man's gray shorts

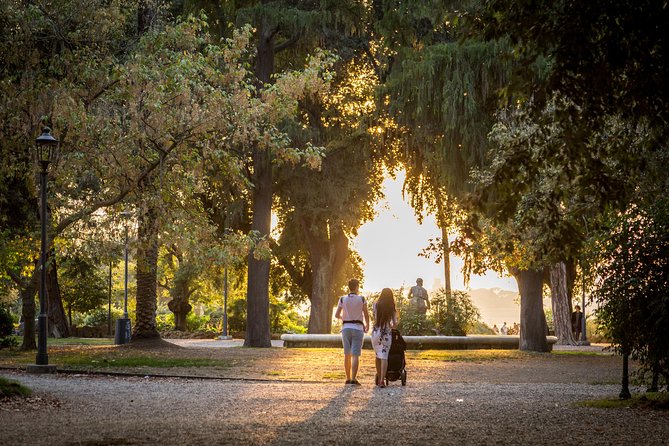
341;328;364;355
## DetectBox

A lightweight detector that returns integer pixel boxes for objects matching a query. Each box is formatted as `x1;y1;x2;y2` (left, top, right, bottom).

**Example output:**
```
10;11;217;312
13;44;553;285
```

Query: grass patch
551;350;607;356
578;392;669;410
0;376;32;397
6;337;113;348
322;371;346;380
57;355;231;369
408;350;527;362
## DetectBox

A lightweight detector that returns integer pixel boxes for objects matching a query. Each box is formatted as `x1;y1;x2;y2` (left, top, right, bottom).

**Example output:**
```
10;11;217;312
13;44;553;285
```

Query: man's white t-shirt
338;293;366;331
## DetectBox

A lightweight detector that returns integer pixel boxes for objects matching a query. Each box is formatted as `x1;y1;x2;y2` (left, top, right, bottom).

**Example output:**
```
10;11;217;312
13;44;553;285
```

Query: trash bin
114;318;132;344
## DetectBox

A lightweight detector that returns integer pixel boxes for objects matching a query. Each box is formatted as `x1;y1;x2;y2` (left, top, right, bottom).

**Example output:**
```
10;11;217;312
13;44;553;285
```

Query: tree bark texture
19;270;39;350
244;24;276;347
513;268;549;352
549;262;576;345
441;228;451;293
167;265;196;331
305;222;349;334
245;146;272;347
620;353;631;399
132;200;160;339
46;249;69;338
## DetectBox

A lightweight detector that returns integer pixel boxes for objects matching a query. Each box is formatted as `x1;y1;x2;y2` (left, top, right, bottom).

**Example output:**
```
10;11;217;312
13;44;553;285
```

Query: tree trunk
169;303;190;331
620;352;631;399
167;282;193;332
46;249;69;338
19;270;39;350
132;200;160;340
167;259;197;331
308;254;334;334
549;262;575;345
442;227;451;293
245;145;272;347
512;267;549;352
306;224;349;334
244;24;276;348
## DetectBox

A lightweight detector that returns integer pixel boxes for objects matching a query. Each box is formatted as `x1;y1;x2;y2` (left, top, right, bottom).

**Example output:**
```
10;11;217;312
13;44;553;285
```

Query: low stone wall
280;334;558;351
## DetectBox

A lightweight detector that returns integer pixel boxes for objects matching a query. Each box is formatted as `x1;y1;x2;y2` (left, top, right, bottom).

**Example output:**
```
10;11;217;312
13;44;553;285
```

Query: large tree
182;0;370;345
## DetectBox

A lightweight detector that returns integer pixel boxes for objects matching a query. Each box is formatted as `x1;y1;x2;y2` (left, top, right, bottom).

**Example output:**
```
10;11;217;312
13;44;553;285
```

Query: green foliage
81;307;124;328
388;288;481;336
0;377;31;398
59;255;109;316
430;289;480;336
156;312;175;333
0;303;17;349
578;393;669;411
270;297;307;334
470;321;495;335
227;297;247;334
397;305;432;336
480;0;669;146
592;197;669;381
0;304;12;337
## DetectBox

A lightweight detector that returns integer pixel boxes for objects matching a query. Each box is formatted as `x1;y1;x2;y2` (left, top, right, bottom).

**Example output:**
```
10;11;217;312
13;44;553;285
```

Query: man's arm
424;289;430;309
362;304;370;332
335;299;342;320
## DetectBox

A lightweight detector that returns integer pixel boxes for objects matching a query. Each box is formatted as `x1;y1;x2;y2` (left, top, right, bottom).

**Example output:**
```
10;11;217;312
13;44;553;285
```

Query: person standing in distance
335;279;370;385
571;305;584;340
408;278;430;314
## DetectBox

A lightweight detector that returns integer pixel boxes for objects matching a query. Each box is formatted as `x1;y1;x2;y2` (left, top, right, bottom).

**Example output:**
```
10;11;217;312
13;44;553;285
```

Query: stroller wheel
401;370;407;386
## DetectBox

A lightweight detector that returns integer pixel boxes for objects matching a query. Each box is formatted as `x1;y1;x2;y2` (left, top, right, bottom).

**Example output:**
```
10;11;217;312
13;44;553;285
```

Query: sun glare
353;171;518;294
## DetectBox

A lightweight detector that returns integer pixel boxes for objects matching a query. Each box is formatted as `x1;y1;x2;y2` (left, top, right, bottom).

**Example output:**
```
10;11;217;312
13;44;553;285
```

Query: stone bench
280;334;558;351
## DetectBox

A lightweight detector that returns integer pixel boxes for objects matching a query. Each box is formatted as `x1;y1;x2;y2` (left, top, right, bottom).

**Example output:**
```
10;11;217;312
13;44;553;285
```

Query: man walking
335;278;369;385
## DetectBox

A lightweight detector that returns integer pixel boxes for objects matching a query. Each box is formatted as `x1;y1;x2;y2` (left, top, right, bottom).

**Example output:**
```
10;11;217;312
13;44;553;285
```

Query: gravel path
1;343;667;445
2;360;668;445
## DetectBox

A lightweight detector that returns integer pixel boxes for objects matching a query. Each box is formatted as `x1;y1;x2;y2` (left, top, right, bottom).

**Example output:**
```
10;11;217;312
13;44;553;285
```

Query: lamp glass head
35;127;59;164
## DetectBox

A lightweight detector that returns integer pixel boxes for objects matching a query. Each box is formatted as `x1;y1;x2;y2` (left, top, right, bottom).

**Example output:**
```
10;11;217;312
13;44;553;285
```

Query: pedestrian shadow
266;384;361;445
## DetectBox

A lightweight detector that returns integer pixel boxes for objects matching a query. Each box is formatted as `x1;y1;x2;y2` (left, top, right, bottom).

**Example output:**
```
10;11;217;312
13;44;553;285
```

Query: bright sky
352;172;518;294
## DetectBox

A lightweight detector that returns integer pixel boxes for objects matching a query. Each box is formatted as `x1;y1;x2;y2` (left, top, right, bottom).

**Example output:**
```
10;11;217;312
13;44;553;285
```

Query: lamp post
218;266;232;340
580;279;590;345
27;127;59;374
114;211;132;344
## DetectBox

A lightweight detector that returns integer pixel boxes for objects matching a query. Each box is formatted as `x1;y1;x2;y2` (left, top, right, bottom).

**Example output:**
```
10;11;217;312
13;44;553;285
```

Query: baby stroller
383;329;407;386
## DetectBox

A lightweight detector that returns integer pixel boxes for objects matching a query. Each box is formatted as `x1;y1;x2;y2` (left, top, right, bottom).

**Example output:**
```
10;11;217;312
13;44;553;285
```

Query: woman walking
372;288;399;387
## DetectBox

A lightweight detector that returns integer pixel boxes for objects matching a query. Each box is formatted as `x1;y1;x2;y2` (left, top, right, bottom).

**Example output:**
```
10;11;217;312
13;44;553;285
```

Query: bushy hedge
368;288;482;336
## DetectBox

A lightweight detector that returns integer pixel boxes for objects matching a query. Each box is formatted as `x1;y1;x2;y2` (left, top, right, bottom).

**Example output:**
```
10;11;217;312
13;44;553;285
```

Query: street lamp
27;127;59;374
218;266;232;340
114;210;133;344
579;279;590;345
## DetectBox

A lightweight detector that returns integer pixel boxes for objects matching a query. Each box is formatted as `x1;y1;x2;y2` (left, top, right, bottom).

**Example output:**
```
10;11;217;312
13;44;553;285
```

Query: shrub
82;307;124;328
0;377;31;397
156;313;175;332
431;289;480;336
0;305;17;349
0;305;12;337
398;305;433;335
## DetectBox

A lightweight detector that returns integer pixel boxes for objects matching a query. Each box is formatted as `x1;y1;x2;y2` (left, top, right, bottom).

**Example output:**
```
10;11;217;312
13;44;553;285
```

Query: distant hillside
466;288;551;327
468;288;520;327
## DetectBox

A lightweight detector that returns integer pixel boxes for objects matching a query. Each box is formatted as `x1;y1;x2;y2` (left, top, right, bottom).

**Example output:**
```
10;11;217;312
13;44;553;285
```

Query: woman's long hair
375;288;396;328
